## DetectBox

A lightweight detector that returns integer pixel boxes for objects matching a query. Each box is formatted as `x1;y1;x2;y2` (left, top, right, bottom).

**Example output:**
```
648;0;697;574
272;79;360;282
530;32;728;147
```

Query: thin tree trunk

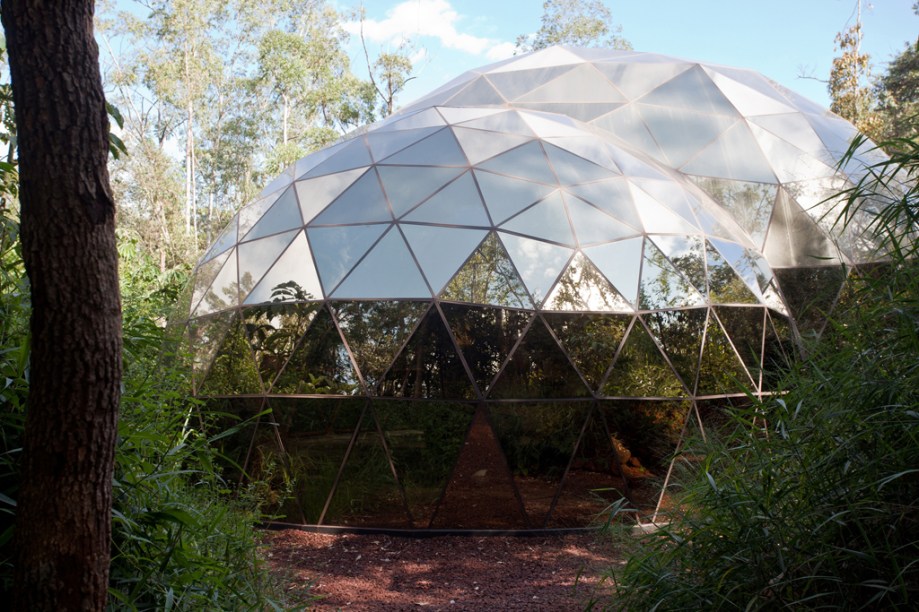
1;1;122;610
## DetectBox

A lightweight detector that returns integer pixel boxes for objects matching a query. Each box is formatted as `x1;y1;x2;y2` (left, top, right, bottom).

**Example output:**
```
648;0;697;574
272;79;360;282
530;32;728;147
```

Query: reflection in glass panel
272;306;360;395
366;127;440;162
401;225;489;295
308;224;388;294
489;318;591;399
377;165;464;218
189;312;234;388
402;171;491;226
710;238;769;300
241;303;321;390
543;252;633;312
484;65;578;101
491;403;590;527
302;138;372;178
381;128;468;166
689;177;776;248
477;141;555;184
595;61;692;100
333;301;431;391
237;230;298;302
243;231;324;305
637;104;735;168
566;194;639;246
544;313;629;392
270;398;365;524
639;240;706;310
295;167;366;225
584;238;643;305
431;406;527;529
201;398;265;487
713;306;766;390
706;240;760;304
191;249;232;316
324;407;410;527
375;401;475;528
238;193;279;239
200;218;237;264
632;185;700;235
199;317;263;396
241;186;302;242
697;313;754;395
445;77;506;106
500;233;573;306
519;63;626;104
763;312;796;389
475;170;556;225
441;233;532;308
774;265;846;339
332;227;431;299
643;309;707;389
451;127;532;167
379;308;475;399
500;191;576;246
764;190;840;268
681;122;778;184
442;303;532;395
602;320;686;397
457;109;535;135
650;235;706;295
640;65;739;117
544;142;618;185
310;169;391;225
567;177;642;230
192;249;238;317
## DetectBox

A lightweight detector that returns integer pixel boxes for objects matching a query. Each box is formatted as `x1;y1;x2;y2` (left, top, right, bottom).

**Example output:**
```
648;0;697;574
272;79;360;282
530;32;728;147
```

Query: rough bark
1;1;122;610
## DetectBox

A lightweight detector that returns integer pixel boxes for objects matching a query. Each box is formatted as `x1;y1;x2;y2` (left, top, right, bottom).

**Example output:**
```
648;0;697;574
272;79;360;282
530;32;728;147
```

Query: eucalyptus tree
515;0;631;53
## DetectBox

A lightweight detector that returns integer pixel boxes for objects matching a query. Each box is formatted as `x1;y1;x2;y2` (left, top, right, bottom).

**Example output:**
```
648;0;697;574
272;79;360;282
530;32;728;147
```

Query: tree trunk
1;1;122;610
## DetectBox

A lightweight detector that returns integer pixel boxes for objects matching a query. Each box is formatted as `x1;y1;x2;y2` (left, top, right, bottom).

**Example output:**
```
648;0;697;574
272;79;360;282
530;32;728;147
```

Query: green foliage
604;139;919;610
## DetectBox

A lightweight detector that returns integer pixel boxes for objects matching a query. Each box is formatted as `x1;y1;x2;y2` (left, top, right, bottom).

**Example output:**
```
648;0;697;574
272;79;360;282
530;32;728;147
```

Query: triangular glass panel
441;232;533;309
515;102;619;122
543;252;633;312
192;249;238;317
548;404;633;527
241;186;302;242
697;312;754;395
713;306;766;391
324;406;411;527
442;303;533;395
705;69;796;116
601;319;687;397
638;105;736;168
519;112;585;138
374;401;476;528
631;184;700;235
244;231;324;305
583;237;644;305
488;45;583;73
681;121;778;184
476;141;555;184
293;139;347;179
295;168;367;225
378;107;447;132
762;311;796;389
544;142;619;185
747;124;837;184
543;313;630;391
365;127;441;162
630;177;700;227
332;227;431;299
333;301;431;390
403;172;491;226
430;406;527;529
188;311;234;391
518;62;627;104
500;191;575;246
712;238;773;295
639;65;739;117
483;65;578;100
500;233;574;306
452;127;532;166
381;128;468;166
456;109;536;136
594;61;693;100
270;398;365;524
438;107;504;124
238;192;282;238
378;308;475;399
202;397;265;487
378;166;465;218
639;240;706;310
803;111;860;159
242;302;321;389
649;235;707;295
191;249;232;317
308;224;388;294
271;305;360;395
642;308;707;391
567;178;642;229
544;136;621;172
488;318;590;399
566;194;639;246
237;230;299;302
591;105;667;163
475;170;557;225
763;189;839;268
444;77;506;106
706;240;761;305
773;265;846;340
303;137;372;178
491;402;592;527
749;113;831;161
198;317;263;396
200;218;237;264
401;225;489;294
310;169;391;226
689;176;776;249
761;279;790;316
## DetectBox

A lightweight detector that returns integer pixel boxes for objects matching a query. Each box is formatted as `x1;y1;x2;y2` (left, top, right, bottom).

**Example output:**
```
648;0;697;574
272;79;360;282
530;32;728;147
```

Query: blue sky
342;0;918;111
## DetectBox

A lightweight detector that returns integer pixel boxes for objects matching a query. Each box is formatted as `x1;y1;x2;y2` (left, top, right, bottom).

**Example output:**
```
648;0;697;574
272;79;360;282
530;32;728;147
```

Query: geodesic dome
183;47;884;530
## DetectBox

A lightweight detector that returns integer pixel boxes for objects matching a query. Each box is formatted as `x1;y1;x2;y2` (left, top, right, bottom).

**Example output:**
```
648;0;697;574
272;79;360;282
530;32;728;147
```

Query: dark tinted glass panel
642;308;707;389
241;303;321;390
602;320;686;397
713;306;766;390
491;403;590;527
488;318;590;399
199;317;263;396
201;397;265;487
696;314;754;396
375;401;475;528
442;303;533;395
774;265;846;339
188;311;234;390
640;240;705;310
706;240;760;304
379;308;475;399
441;232;532;308
762;312;796;389
272;306;360;395
543;313;629;392
430;406;526;529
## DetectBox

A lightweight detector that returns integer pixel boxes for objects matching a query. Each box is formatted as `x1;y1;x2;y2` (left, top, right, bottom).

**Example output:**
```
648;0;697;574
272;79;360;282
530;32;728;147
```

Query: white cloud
485;41;517;61
344;0;507;57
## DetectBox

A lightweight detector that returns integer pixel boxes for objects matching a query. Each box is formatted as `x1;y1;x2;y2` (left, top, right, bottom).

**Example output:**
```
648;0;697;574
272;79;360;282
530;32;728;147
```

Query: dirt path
265;529;620;610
